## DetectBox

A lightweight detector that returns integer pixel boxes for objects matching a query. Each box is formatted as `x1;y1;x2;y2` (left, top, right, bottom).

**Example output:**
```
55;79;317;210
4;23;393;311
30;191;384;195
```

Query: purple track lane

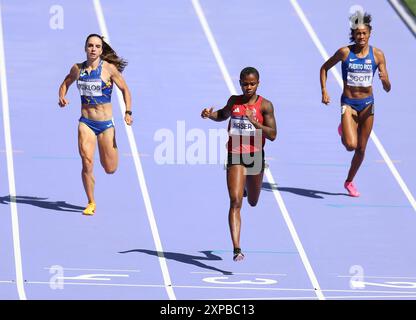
0;0;415;300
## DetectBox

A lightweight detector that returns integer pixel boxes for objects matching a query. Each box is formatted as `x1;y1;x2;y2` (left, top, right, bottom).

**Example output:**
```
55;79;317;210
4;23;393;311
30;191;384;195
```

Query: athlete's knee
344;140;357;151
81;157;94;171
104;166;117;174
229;196;243;209
102;160;117;174
248;197;259;207
355;146;366;156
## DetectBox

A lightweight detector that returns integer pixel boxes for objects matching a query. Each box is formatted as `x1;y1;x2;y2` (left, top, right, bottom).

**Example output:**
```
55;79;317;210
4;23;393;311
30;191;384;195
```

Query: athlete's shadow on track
262;183;349;199
120;249;233;275
0;195;84;212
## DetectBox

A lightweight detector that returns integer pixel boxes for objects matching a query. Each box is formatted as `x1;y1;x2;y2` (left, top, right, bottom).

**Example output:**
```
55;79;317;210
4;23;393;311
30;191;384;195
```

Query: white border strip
191;0;324;300
217;294;416;300
14;281;416;295
0;4;27;300
92;0;176;300
290;0;416;212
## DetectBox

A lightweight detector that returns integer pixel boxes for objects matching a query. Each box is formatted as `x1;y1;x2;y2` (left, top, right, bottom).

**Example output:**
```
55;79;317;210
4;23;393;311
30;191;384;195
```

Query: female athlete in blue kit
58;34;133;215
320;11;391;197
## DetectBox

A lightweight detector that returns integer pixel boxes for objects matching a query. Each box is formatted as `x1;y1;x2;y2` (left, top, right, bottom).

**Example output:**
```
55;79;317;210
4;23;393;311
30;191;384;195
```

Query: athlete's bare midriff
343;82;373;99
81;103;113;121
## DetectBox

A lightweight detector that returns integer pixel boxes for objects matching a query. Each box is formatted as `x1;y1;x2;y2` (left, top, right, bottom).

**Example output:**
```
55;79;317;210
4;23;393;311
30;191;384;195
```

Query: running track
0;0;415;300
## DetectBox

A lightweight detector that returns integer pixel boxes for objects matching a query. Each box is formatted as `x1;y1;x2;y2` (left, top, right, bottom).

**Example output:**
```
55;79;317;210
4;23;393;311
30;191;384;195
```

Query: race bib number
77;80;102;96
229;117;256;136
347;71;373;87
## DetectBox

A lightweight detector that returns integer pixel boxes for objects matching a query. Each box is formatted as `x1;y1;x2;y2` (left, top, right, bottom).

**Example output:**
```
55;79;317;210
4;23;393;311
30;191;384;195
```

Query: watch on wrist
125;110;132;116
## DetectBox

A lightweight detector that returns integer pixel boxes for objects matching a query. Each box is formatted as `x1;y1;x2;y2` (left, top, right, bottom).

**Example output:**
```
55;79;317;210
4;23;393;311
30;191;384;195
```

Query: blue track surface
0;0;415;300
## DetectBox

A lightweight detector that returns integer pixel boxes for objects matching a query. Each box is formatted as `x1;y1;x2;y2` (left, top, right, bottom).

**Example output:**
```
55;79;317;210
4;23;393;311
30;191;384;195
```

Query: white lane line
59;274;129;281
337;275;416;279
191;272;287;276
389;0;416;36
43;267;141;273
191;0;324;300
3;282;321;291
191;1;236;96
23;281;167;288
92;0;175;300
207;296;319;300
0;4;27;300
290;0;416;212
264;170;324;298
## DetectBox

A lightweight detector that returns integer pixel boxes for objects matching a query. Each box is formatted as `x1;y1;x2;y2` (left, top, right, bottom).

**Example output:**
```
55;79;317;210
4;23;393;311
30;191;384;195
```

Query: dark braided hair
85;34;128;72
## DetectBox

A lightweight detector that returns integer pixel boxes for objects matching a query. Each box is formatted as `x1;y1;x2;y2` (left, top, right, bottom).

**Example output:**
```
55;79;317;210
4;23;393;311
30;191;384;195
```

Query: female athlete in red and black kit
201;67;277;261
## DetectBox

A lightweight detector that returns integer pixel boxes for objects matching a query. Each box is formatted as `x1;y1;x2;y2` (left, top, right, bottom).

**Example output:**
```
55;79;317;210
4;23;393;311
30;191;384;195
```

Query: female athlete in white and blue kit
320;12;391;197
58;34;133;215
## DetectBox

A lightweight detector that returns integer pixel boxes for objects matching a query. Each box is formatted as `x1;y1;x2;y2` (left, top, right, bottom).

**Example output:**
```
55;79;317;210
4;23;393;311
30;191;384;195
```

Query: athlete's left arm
108;63;133;124
375;48;391;92
246;100;277;141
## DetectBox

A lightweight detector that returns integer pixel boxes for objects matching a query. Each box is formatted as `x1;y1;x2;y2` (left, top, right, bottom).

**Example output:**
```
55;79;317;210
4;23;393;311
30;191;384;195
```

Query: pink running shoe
338;123;343;137
344;181;360;197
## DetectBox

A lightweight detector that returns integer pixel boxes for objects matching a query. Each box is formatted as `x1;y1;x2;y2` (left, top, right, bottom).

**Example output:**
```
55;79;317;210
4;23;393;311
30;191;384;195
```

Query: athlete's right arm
319;47;348;105
58;64;79;107
200;96;235;122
